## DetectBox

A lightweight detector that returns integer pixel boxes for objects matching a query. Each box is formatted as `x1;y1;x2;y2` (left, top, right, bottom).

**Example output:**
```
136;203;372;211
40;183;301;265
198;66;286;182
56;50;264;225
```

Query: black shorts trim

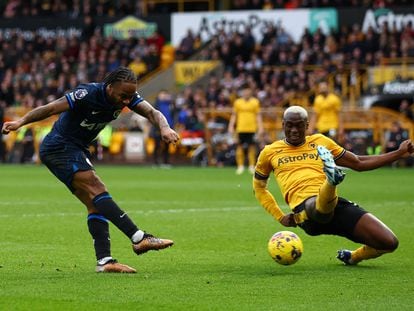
293;197;368;243
238;133;255;145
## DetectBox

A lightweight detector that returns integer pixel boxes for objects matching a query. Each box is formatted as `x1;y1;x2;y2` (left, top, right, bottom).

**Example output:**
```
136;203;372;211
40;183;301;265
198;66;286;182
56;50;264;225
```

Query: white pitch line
0;206;261;218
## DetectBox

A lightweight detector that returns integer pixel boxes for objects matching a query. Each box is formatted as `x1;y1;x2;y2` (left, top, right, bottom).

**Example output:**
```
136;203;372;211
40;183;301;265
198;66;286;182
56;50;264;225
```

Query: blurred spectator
128;56;148;78
147;29;166;54
384;121;411;167
385;121;408;153
366;140;382;156
309;81;343;141
228;85;263;175
150;90;175;166
19;127;35;163
178;105;203;134
0;76;14;106
210;121;236;167
7;127;35;163
3;0;20;18
81;15;96;41
399;99;413;120
144;44;161;72
0;101;5;162
176;29;196;60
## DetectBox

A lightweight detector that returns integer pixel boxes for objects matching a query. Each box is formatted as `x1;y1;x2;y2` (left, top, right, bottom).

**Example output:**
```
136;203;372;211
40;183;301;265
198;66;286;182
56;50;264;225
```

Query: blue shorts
39;134;94;193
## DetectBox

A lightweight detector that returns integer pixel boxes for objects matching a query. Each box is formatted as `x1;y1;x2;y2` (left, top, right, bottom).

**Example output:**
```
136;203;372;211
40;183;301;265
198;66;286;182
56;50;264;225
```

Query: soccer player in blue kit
2;67;180;273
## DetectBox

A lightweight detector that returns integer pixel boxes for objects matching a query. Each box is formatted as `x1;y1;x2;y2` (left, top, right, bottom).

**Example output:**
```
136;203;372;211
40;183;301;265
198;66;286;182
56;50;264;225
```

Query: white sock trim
131;230;145;243
97;256;113;265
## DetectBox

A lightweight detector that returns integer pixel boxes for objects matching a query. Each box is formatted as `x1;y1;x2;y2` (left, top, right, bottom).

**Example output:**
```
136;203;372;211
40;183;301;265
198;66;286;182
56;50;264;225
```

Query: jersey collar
101;83;110;106
284;138;307;147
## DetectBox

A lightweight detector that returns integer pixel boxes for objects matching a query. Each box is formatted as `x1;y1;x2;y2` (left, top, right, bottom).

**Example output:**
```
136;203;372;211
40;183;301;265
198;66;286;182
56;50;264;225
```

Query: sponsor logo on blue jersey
74;89;88;99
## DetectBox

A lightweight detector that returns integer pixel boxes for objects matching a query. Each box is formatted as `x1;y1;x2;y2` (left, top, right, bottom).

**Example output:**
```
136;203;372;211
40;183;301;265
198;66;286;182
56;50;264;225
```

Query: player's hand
1;120;22;134
161;127;180;145
398;139;414;157
279;213;297;227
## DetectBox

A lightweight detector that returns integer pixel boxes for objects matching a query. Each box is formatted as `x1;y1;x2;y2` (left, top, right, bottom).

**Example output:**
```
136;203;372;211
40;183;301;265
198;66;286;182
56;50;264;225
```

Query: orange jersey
233;97;260;133
255;134;345;209
313;93;341;133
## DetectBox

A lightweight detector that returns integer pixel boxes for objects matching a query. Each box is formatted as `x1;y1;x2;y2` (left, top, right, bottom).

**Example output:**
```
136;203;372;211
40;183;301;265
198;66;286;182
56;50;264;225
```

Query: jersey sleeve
253;144;285;222
255;146;273;178
65;86;91;110
321;135;345;159
127;92;144;109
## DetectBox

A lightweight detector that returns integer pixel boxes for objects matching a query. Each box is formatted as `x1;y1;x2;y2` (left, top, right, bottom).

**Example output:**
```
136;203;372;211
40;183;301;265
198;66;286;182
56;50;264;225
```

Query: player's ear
106;83;114;95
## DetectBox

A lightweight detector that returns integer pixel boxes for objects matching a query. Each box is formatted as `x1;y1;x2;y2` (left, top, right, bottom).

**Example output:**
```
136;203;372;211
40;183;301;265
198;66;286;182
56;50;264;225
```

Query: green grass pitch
0;165;413;310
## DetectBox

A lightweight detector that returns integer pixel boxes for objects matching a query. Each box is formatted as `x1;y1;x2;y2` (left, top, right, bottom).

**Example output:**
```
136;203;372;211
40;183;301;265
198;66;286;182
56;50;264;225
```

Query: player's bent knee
374;233;399;252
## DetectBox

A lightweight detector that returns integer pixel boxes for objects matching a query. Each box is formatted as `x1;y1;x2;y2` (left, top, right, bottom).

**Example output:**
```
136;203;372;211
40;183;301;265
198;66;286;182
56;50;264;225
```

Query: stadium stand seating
0;0;413;165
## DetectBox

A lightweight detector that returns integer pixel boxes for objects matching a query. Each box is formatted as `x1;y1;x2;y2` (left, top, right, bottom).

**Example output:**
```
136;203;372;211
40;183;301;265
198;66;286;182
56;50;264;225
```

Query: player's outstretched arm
1;96;69;134
132;100;179;144
336;139;414;171
253;175;296;227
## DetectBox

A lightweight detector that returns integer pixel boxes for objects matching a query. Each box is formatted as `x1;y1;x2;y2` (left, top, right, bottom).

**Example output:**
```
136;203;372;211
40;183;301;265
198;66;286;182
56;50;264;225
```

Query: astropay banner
338;7;414;33
171;9;337;46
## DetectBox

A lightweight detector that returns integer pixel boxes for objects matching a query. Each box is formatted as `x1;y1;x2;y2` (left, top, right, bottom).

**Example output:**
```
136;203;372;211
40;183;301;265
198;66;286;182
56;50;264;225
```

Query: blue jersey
47;82;143;147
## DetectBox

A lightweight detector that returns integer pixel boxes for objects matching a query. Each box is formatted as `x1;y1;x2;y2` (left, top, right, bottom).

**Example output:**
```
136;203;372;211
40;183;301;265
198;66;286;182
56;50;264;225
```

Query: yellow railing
3;106;413;164
200;107;414;164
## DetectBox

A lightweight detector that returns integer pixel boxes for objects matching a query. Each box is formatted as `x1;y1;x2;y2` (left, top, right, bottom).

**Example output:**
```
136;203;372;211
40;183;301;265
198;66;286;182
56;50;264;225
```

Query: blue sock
87;214;111;261
92;192;139;239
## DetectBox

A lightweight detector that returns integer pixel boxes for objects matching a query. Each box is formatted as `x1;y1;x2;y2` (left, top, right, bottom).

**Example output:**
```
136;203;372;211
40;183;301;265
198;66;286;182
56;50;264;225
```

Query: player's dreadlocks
103;67;137;85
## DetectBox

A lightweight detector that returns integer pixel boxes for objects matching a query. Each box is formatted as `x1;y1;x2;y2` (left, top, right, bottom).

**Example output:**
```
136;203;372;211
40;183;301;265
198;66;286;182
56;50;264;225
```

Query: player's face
319;82;328;95
106;82;137;105
283;113;308;146
242;88;252;99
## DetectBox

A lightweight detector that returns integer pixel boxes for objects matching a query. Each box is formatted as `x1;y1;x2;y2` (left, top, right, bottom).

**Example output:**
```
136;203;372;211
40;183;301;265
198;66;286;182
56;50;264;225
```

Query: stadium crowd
181;18;414;109
231;0;412;10
170;10;414;166
1;0;142;17
0;0;413;165
0;20;163;110
1;0;412;17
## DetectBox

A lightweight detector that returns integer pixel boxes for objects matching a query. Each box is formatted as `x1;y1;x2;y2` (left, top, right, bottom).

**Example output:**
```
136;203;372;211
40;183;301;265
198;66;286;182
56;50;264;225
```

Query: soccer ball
267;231;303;265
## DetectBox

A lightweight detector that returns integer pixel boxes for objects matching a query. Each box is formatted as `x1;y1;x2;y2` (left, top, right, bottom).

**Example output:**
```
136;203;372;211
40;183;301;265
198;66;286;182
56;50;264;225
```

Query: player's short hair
283;106;308;120
103;67;137;85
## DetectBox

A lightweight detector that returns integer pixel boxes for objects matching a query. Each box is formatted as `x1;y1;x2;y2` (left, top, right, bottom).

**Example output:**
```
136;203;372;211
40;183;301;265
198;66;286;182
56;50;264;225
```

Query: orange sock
248;145;256;167
315;181;338;214
351;245;388;264
236;146;244;168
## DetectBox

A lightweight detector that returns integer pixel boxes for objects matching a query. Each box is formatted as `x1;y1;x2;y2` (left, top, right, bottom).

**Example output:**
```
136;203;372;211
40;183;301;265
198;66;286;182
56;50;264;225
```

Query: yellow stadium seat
146;137;155;155
109;132;125;155
161;45;175;68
